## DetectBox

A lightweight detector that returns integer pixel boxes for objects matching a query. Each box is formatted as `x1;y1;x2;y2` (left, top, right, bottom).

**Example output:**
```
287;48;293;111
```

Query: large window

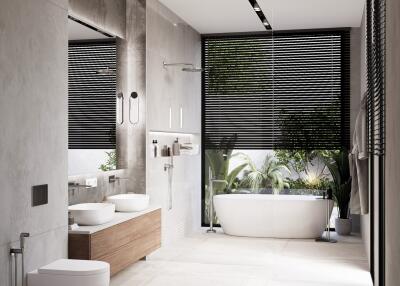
202;30;350;226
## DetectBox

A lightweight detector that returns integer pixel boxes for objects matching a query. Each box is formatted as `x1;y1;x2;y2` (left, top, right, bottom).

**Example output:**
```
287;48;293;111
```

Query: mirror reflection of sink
107;194;150;212
68;203;115;226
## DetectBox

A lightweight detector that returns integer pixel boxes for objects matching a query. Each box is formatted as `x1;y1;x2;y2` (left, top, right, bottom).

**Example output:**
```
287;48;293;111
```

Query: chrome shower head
182;67;203;72
163;61;203;72
96;66;116;75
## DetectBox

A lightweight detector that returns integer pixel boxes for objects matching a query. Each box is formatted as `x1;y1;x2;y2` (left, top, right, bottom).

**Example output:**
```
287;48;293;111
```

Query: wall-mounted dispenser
116;92;124;124
129;92;139;125
150;140;160;158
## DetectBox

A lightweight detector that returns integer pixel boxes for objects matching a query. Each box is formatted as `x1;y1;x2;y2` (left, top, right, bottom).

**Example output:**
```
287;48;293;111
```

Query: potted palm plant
321;149;352;235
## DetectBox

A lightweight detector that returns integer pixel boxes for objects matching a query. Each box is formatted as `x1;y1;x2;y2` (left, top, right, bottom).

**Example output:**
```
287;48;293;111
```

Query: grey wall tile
0;0;68;284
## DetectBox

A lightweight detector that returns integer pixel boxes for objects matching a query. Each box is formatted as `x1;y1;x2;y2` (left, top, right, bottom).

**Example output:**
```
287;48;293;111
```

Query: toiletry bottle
162;145;168;157
151;140;159;158
154;140;159;157
68;211;74;226
172;138;180;156
150;140;156;158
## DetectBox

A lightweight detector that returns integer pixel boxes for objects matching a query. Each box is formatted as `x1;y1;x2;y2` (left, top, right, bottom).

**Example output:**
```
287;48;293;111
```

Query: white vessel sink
107;194;150;212
68;203;115;226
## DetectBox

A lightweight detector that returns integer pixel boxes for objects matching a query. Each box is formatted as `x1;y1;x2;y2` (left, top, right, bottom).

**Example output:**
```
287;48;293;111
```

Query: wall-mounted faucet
68;182;93;188
109;175;130;183
164;156;174;210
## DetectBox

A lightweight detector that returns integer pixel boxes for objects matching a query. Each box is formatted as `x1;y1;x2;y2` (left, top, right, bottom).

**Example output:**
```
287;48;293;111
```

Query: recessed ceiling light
253;3;261;11
248;0;272;30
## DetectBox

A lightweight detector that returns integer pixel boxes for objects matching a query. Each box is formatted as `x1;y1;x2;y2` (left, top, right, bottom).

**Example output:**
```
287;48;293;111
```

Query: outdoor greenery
239;154;290;194
204;137;352;223
99;150;117;172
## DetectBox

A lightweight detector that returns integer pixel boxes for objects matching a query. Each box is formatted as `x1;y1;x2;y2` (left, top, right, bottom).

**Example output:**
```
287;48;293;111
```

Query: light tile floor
111;230;372;286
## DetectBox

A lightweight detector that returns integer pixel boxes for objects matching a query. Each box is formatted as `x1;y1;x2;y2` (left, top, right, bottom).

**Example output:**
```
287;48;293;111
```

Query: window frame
201;28;351;227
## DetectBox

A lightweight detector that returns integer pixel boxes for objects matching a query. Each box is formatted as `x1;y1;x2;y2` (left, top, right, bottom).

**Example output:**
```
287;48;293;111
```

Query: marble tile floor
111;230;372;286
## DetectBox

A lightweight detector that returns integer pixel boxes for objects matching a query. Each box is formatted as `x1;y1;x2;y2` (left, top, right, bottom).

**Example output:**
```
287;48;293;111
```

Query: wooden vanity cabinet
68;209;161;276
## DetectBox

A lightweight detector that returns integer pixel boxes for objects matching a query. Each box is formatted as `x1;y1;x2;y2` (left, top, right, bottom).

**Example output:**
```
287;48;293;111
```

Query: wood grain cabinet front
68;209;161;276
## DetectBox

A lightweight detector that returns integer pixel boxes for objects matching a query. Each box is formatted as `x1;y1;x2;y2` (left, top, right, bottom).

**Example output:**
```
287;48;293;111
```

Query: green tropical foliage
276;150;330;180
286;177;332;191
240;154;290;194
205;135;243;193
204;135;249;224
319;149;352;219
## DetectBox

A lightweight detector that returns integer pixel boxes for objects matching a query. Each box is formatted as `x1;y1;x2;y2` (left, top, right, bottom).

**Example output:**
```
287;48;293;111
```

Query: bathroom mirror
67;17;121;175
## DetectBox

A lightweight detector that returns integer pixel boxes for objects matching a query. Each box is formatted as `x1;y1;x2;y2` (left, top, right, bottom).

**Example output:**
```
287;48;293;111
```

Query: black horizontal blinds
203;31;350;150
367;0;386;156
68;40;116;149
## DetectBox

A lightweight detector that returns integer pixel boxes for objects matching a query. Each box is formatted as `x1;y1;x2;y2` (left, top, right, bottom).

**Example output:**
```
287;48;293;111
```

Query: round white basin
107;194;150;212
68;203;115;226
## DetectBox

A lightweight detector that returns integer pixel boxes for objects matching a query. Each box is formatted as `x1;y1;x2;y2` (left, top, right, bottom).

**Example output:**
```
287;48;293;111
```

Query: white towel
349;96;369;215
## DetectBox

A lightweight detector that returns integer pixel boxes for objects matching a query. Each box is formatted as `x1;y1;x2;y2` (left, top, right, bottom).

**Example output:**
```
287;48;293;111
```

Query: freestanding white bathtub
214;194;333;239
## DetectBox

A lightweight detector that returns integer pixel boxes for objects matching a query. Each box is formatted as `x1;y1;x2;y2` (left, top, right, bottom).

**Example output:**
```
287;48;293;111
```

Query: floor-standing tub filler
214;194;333;239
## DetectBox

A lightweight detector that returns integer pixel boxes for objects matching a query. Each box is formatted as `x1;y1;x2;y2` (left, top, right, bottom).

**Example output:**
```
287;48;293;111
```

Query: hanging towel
349;95;369;215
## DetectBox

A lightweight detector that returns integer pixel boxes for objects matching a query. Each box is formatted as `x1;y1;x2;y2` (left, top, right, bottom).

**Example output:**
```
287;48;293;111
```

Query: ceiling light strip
248;0;272;30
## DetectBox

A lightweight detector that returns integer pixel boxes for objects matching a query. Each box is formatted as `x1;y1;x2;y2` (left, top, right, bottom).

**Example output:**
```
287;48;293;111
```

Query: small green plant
99;150;117;172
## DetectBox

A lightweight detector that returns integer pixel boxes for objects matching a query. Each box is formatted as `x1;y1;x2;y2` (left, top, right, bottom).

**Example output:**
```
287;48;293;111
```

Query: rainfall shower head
182;67;203;72
96;66;116;75
163;61;203;72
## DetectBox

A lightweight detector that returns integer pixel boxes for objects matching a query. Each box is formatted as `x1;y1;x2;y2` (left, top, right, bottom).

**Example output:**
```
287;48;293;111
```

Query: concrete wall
146;0;202;244
0;0;69;285
385;0;400;284
126;0;147;195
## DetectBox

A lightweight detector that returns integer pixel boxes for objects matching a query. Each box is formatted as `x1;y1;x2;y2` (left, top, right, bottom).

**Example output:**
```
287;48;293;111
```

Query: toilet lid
38;259;109;276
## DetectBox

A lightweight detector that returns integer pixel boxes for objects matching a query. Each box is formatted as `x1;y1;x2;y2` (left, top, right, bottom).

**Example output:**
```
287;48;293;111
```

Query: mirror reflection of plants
240;154;290;194
99;150;117;172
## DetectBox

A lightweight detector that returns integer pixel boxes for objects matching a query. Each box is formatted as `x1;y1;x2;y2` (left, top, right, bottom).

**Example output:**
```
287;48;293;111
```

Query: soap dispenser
150;140;159;158
172;138;180;156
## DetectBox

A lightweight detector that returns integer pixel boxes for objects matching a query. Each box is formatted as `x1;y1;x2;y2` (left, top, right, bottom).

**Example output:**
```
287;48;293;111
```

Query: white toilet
27;259;110;286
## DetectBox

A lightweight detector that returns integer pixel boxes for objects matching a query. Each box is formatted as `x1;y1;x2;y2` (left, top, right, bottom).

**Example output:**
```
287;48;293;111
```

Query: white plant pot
335;218;352;235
